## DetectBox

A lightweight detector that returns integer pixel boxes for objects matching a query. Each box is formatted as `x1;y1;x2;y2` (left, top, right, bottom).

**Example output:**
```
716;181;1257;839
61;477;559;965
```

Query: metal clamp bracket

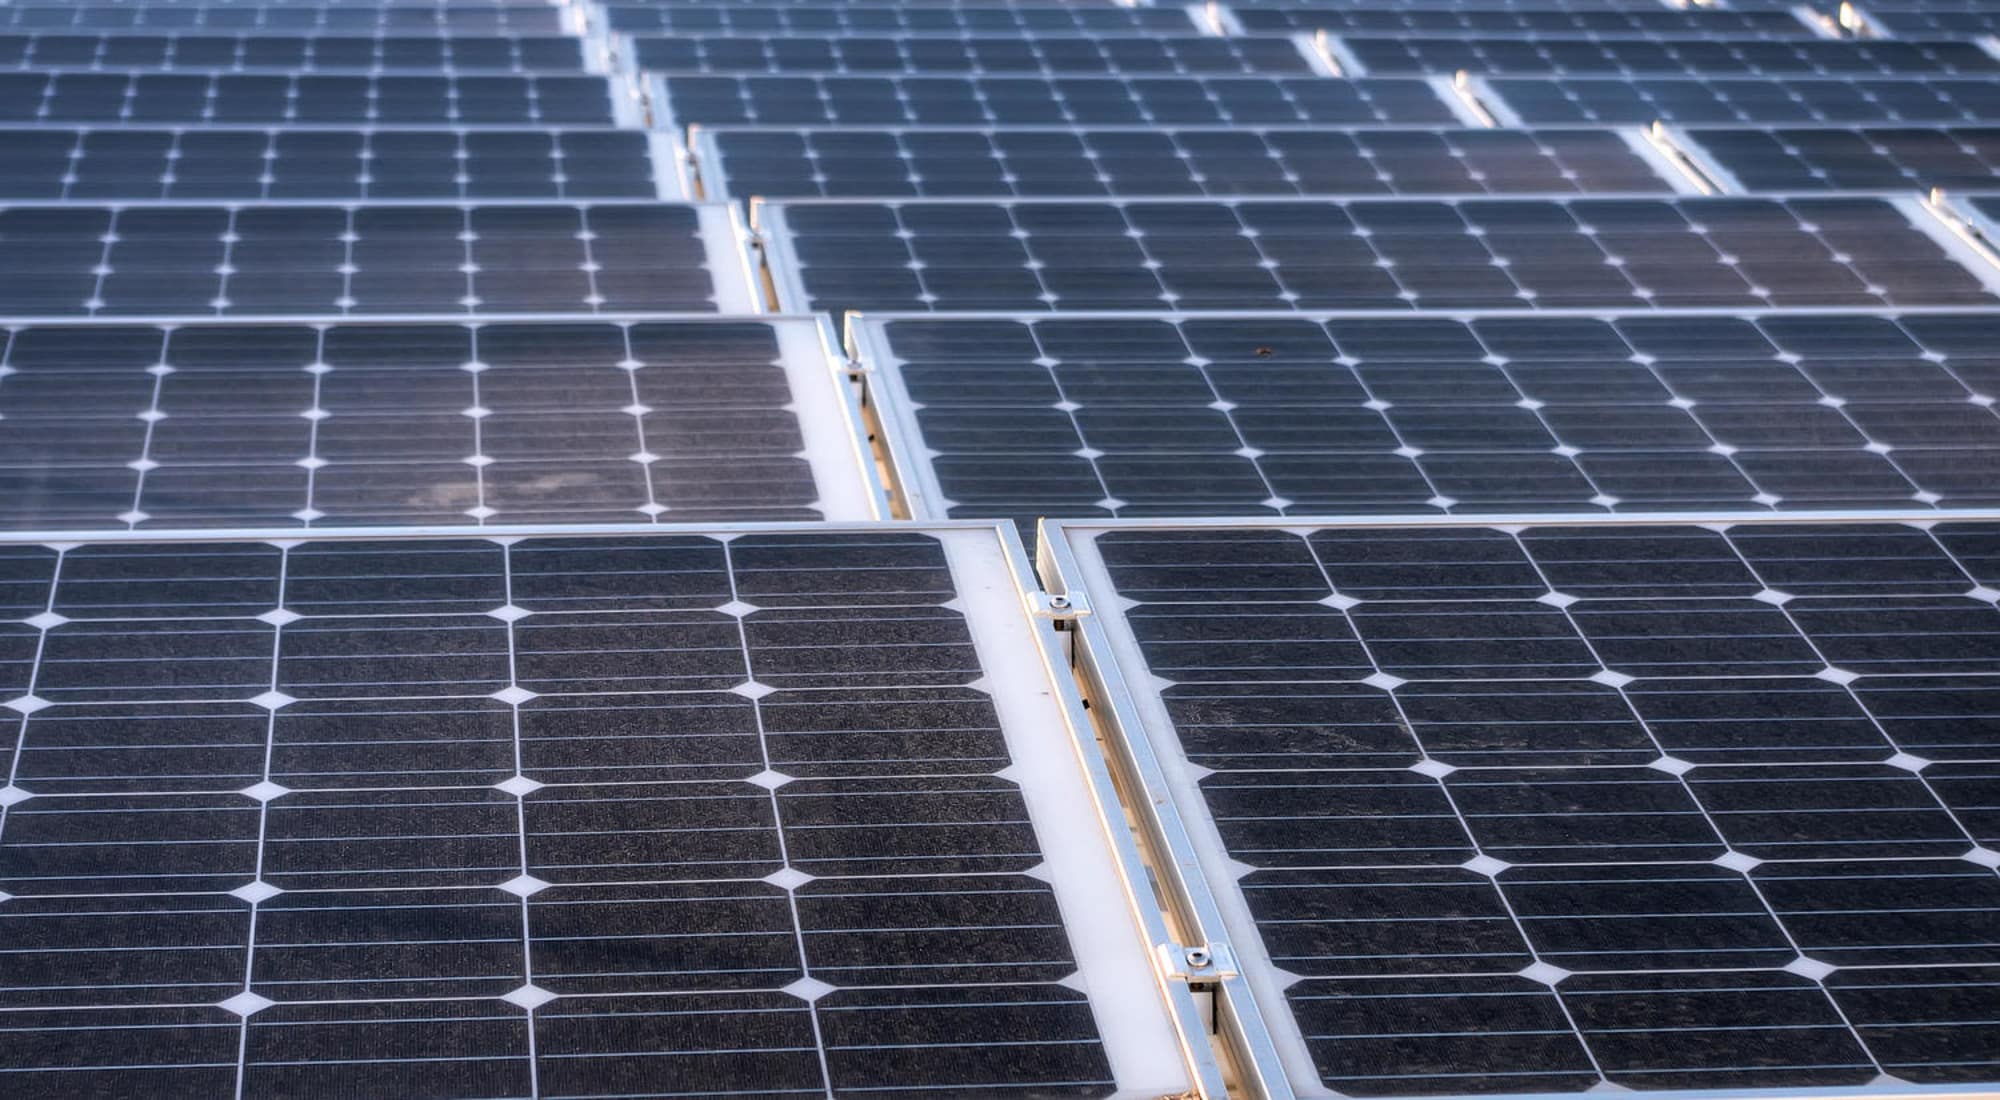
1154;942;1239;985
1026;590;1091;621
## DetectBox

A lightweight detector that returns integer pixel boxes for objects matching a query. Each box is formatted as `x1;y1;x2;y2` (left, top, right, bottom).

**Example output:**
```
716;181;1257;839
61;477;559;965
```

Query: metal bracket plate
1026;589;1092;621
1155;942;1241;984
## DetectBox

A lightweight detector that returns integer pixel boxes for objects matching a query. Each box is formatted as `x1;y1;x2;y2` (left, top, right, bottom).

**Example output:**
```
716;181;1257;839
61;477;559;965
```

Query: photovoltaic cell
1682;127;2000;192
0;33;587;72
701;126;1673;200
0;202;733;316
762;197;1998;315
0;527;1190;1099
1482;76;2000;124
0;128;663;201
0;319;876;529
630;34;1314;76
0;71;616;126
655;74;1456;128
1056;516;2000;1098
857;312;2000;522
1343;36;2000;76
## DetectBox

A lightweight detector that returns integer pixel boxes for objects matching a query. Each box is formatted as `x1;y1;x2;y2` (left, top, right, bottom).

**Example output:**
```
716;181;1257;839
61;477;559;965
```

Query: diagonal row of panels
4;0;2000;1099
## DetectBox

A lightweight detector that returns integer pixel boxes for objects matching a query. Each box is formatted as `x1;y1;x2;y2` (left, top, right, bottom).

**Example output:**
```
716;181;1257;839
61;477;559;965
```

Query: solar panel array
7;0;2000;1095
684;0;2000;1094
0;0;1227;1096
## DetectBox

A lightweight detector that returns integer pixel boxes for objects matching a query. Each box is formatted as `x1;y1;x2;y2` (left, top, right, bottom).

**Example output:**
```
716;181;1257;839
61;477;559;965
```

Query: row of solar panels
17;68;2000;127
646;71;2000;126
5;302;2000;531
0;192;1997;314
13;32;2000;79
0;2;1943;39
6;508;1995;1098
10;122;2000;200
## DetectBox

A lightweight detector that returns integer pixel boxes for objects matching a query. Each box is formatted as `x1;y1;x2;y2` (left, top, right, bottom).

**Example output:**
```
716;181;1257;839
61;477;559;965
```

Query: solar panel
1224;7;1822;38
758;197;2000;315
601;4;1199;35
1676;126;2000;193
651;73;1458;128
0;4;571;34
0;71;619;126
0;317;879;529
851;311;2000;522
1858;0;2000;8
1221;0;1739;9
0;32;588;73
1042;513;2000;1099
1477;75;2000;125
1340;36;2000;77
0;127;673;201
0;200;761;315
0;523;1204;1098
698;125;1680;200
628;33;1316;76
1869;10;2000;37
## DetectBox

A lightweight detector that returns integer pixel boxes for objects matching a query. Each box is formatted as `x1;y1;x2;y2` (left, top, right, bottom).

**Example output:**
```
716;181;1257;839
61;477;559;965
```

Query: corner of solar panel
4;0;2000;1097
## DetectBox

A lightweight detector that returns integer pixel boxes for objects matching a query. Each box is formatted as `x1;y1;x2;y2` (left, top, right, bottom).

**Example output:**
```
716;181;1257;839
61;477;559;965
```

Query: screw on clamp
1156;942;1238;984
1027;590;1089;620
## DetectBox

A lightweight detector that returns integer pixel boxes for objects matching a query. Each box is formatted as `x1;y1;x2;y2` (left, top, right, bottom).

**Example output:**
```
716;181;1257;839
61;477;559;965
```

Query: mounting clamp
1155;942;1239;985
1026;589;1091;621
